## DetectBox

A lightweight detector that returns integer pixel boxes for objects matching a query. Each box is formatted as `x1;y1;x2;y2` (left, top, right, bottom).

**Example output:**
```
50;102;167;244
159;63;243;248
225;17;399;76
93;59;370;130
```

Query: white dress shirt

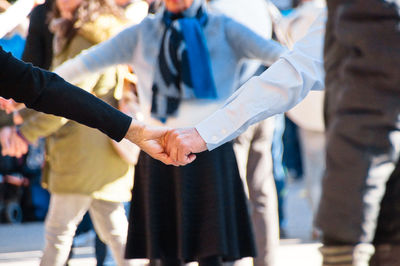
196;11;326;150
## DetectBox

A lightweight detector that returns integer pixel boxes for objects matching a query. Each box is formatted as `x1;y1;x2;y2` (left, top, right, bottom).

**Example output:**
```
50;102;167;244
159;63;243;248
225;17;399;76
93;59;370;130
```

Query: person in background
19;0;135;265
52;0;286;264
315;1;400;265
207;0;280;265
276;0;326;240
1;0;166;265
19;0;116;263
22;0;54;69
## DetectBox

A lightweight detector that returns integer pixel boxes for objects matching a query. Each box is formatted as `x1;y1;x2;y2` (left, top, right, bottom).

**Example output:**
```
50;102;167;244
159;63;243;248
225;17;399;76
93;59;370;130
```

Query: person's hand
0;97;25;114
0;127;29;158
0;97;16;113
13;111;24;125
164;127;207;166
124;120;177;166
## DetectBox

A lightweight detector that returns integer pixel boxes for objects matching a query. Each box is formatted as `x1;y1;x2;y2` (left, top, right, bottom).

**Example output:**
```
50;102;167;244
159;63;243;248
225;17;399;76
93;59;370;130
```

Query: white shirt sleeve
0;0;34;38
196;10;326;150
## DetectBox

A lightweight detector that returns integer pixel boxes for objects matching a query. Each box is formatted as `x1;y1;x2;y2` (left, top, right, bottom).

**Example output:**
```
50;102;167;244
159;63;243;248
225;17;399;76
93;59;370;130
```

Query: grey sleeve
224;17;287;66
54;24;141;83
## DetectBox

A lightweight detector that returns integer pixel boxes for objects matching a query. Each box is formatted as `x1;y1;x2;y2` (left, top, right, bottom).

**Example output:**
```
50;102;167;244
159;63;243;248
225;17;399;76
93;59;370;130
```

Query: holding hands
0;100;206;165
124;120;207;166
124;120;177;166
163;128;207;166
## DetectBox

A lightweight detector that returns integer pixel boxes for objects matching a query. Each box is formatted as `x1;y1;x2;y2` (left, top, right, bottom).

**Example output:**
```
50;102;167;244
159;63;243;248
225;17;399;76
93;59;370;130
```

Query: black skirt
125;142;256;262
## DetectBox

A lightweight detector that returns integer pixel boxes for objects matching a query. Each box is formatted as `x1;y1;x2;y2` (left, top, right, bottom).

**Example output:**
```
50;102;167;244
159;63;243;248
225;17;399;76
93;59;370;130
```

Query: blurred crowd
1;0;399;266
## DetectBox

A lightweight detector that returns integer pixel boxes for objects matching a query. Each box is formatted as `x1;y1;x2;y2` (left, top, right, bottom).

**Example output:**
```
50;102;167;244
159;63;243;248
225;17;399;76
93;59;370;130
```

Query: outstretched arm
0;47;131;141
165;11;326;165
0;47;177;165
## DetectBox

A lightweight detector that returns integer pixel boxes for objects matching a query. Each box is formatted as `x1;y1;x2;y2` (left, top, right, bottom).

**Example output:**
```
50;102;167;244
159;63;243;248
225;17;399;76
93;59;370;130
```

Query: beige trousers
40;193;133;266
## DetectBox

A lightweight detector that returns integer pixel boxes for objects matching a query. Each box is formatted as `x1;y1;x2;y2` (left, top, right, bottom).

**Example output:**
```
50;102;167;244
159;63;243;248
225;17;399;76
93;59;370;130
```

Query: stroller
0;140;48;223
0;172;29;223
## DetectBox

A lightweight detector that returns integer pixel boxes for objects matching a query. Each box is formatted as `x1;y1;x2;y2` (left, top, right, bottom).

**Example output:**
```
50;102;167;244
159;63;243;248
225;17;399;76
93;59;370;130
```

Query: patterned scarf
49;17;74;55
151;4;217;122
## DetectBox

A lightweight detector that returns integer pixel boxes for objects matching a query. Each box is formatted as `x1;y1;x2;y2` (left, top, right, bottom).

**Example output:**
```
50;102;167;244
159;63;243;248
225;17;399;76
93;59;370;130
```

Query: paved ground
0;178;322;266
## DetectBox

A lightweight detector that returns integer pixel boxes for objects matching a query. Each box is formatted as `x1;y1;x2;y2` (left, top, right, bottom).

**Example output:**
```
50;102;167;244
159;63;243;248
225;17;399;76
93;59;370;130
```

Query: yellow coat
19;15;133;202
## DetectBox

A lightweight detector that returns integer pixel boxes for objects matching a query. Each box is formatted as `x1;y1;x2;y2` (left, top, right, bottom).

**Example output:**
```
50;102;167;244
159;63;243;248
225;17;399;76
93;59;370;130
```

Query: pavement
0;178;322;266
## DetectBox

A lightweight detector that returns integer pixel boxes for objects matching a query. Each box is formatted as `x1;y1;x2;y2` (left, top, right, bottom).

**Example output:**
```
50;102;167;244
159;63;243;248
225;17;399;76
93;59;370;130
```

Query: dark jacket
22;1;54;70
0;46;131;141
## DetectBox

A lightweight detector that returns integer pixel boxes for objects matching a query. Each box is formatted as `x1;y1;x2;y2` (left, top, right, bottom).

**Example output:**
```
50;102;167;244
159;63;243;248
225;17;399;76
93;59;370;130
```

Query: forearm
27;74;132;141
195;60;306;150
196;46;324;150
0;49;132;141
196;13;326;150
124;119;145;145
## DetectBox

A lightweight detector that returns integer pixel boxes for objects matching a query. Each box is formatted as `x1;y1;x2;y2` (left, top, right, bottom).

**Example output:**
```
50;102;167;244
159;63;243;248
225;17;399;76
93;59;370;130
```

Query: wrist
125;119;145;145
193;128;207;152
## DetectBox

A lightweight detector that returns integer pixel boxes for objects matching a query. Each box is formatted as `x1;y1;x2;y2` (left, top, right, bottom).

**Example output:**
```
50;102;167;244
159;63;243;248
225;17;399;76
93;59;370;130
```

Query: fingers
11;135;28;158
154;153;179;166
13;112;24;125
0;127;12;155
126;121;203;166
0;127;28;158
164;128;203;166
0;98;18;114
186;153;196;164
165;130;179;164
136;125;181;166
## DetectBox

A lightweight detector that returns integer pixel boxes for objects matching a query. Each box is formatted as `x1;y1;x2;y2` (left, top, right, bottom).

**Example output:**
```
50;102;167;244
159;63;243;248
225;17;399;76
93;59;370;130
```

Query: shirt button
221;129;227;135
212;136;218;141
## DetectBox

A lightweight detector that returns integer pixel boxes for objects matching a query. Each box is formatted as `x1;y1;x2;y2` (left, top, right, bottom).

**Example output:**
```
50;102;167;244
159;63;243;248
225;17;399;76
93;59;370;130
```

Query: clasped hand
124;121;207;166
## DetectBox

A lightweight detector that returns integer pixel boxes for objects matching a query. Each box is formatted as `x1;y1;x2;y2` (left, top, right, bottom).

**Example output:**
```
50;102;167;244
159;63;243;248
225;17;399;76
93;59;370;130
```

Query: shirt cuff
195;109;237;151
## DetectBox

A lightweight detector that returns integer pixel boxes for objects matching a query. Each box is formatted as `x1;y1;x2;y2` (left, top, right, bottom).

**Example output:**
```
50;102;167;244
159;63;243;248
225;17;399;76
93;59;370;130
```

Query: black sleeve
0;47;132;141
22;4;53;70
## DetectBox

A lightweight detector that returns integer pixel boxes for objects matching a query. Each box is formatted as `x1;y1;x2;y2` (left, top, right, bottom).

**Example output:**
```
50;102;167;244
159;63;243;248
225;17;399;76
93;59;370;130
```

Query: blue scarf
151;5;217;122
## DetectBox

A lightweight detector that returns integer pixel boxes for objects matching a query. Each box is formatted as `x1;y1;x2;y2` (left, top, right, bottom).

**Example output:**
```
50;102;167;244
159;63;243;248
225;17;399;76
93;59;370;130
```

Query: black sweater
0;47;132;141
22;1;54;70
